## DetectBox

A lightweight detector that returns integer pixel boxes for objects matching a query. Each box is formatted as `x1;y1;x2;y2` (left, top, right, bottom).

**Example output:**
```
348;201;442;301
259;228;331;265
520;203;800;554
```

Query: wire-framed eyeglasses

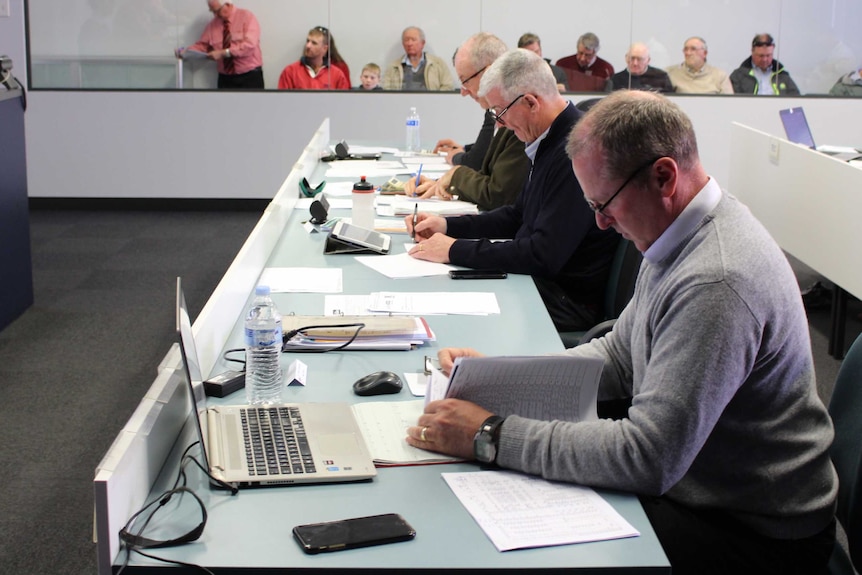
489;94;525;124
585;157;662;215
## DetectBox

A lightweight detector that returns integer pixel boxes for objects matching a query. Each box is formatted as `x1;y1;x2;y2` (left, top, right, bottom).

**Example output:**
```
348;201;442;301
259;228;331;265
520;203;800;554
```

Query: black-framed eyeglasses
585;157;662;215
459;65;487;86
489;94;525;124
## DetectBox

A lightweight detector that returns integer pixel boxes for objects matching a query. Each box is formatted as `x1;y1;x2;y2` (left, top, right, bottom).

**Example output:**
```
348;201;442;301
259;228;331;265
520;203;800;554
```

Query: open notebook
174;277;377;488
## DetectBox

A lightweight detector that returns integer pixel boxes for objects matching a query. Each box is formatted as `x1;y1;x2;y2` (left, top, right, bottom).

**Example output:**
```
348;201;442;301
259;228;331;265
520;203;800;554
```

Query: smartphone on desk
292;513;416;554
449;269;508;280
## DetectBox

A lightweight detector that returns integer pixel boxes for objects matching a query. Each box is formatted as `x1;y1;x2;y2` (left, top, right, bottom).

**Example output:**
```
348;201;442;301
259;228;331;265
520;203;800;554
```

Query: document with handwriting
431;355;603;422
442;470;639;551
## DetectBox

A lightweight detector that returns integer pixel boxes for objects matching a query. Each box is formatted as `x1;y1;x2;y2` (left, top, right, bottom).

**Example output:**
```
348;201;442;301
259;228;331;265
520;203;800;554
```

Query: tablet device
330;221;391;254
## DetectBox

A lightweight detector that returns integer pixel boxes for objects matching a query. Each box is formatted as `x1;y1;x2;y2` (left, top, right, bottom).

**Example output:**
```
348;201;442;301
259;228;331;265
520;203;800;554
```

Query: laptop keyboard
240;407;317;476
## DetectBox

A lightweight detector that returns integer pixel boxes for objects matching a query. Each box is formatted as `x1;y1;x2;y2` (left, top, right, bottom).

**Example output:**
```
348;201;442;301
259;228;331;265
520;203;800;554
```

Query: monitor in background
779;107;816;149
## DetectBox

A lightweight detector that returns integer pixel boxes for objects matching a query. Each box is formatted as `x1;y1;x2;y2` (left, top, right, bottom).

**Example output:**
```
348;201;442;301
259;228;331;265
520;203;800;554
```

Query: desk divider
93;120;329;575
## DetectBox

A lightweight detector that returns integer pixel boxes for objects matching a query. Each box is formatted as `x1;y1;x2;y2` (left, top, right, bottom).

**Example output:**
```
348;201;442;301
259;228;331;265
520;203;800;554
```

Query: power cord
282;322;366;353
115;442;237;574
221;322;366;362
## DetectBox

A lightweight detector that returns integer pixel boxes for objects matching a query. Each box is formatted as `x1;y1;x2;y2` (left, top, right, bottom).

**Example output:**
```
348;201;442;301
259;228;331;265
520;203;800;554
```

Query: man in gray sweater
407;91;837;574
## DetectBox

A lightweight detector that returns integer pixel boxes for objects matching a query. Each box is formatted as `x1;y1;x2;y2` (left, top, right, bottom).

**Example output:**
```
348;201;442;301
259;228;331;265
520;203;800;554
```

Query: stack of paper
324;292;500;316
281;315;434;351
377;196;479;217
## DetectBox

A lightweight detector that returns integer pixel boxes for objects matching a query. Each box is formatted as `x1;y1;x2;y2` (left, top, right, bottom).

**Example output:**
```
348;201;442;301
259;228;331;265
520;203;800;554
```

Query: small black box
203;370;246;398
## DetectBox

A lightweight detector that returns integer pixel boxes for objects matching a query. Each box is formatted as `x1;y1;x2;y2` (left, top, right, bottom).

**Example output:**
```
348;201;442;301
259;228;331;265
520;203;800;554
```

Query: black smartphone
292;513;416;554
449;269;508;280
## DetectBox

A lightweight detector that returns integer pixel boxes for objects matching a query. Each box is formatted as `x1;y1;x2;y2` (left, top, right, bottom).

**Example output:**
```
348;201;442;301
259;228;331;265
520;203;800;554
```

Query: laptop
779;107;862;161
174;277;377;488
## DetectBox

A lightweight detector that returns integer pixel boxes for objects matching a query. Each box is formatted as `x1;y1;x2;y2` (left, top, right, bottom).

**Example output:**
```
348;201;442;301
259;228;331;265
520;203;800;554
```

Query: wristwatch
473;415;505;463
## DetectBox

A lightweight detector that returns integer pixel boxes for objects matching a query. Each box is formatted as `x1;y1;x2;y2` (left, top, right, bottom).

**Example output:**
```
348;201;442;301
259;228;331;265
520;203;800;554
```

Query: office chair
558;238;642;348
827;333;862;574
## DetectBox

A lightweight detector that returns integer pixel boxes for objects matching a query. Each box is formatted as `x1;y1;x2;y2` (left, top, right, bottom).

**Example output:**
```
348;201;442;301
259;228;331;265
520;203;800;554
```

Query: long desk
728;123;862;358
94;120;669;573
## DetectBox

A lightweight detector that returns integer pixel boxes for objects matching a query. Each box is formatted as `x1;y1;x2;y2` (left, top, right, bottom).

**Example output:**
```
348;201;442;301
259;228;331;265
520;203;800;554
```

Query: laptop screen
779;107;816;149
175;277;212;469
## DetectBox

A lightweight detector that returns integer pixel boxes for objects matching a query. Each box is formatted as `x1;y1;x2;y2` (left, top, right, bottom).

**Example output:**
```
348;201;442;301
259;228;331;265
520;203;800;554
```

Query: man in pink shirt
177;1;264;89
278;27;350;90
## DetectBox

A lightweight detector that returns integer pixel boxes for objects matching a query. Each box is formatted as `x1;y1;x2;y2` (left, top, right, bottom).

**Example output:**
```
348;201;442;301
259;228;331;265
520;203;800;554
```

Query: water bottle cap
353;176;374;192
255;285;271;296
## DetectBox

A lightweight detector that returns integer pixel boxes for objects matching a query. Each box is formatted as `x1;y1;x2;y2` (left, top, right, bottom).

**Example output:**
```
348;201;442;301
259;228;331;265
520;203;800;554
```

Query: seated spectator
277;26;349;90
405;33;529;212
666;37;733;94
326;30;350;85
829;68;862;96
382;26;454;91
517;32;569;92
729;33;800;95
355;63;382;91
555;32;614;79
611;43;674;93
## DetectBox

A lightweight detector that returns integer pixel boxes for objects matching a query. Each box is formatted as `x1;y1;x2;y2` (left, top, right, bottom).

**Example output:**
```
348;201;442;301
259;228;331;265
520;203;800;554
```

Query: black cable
282;322;366;353
115;441;236;574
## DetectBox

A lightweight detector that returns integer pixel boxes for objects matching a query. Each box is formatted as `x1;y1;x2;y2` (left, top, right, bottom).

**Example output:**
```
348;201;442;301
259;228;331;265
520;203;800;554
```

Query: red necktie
222;19;235;74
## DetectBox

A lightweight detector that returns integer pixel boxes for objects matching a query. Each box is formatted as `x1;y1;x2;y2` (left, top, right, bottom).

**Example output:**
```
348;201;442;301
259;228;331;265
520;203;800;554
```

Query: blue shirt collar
643;176;722;264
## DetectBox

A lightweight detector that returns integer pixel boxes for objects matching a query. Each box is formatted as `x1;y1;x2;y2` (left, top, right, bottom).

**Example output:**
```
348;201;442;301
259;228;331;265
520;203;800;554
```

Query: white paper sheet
442;471;640;552
355;252;457;278
367;291;500;315
259;267;342;293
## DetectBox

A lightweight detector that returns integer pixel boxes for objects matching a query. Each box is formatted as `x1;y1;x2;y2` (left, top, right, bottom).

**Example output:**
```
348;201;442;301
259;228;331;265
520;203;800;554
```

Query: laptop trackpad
315;433;360;459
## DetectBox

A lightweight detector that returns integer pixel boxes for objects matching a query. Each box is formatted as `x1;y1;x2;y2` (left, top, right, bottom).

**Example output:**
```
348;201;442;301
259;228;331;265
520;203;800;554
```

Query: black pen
412;203;418;240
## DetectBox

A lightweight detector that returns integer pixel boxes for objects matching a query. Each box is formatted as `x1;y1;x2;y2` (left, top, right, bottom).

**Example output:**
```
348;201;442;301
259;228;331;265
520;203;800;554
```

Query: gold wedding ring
420;426;428;442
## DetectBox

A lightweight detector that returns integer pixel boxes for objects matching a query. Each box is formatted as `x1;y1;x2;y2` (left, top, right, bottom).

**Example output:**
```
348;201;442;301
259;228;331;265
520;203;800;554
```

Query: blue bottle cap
255;285;271;296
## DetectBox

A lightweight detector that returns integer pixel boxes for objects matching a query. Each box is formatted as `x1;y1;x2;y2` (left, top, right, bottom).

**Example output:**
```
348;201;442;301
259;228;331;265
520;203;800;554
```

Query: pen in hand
414;164;423;196
412;203;418;240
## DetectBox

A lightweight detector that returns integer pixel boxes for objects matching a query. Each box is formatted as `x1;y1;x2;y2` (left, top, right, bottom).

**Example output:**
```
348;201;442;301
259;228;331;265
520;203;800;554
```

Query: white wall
24;90;862;200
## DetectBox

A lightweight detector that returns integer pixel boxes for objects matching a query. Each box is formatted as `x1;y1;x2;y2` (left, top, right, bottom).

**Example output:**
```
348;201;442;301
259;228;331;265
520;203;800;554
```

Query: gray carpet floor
0;208;858;574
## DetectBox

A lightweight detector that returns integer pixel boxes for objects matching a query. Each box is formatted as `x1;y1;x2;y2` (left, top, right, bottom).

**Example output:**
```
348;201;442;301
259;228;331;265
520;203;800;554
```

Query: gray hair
578;32;600;52
459;32;507;70
567;90;699;181
477;48;558;101
686;36;708;51
403;26;425;42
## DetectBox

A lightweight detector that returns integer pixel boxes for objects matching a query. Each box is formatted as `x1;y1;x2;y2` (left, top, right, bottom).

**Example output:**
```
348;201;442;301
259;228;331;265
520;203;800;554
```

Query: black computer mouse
352;371;403;396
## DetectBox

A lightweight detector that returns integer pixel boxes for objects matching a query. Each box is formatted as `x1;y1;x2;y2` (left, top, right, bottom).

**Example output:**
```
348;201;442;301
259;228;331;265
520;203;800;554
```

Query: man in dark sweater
611;42;674;93
406;49;619;331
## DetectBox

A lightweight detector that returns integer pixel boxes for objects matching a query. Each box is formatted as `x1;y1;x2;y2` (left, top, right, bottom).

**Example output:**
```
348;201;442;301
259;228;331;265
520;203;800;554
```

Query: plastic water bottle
405;107;421;153
351;175;375;230
244;285;283;405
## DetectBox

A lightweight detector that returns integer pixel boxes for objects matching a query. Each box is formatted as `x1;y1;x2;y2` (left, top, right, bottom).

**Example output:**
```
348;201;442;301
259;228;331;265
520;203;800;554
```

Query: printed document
259;267;342;293
442;470;640;551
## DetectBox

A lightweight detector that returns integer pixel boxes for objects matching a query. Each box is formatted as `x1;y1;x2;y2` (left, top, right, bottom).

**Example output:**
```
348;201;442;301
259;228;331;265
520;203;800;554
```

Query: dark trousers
217;67;264;90
533;276;599;331
639;495;835;575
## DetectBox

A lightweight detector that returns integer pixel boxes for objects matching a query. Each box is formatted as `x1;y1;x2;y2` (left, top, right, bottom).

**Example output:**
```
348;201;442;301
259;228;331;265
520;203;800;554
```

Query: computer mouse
353;371;403;396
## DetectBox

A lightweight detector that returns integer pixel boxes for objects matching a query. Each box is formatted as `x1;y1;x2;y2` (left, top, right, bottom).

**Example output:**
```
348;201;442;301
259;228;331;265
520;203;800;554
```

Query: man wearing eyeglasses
406;48;619;333
555;32;615;80
730;33;800;95
407;90;837;575
405;33;530;211
177;1;263;89
610;43;674;93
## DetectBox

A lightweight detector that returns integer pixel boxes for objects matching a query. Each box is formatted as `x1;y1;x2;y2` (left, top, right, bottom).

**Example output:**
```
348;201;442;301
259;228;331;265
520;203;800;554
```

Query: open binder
282;315;434;351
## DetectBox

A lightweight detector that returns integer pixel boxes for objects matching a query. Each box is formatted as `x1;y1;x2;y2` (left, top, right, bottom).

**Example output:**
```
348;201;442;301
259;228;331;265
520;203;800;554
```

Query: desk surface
112;140;669;573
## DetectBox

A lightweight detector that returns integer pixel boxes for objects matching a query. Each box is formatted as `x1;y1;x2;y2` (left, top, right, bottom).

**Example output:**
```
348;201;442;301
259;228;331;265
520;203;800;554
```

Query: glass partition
25;0;862;96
